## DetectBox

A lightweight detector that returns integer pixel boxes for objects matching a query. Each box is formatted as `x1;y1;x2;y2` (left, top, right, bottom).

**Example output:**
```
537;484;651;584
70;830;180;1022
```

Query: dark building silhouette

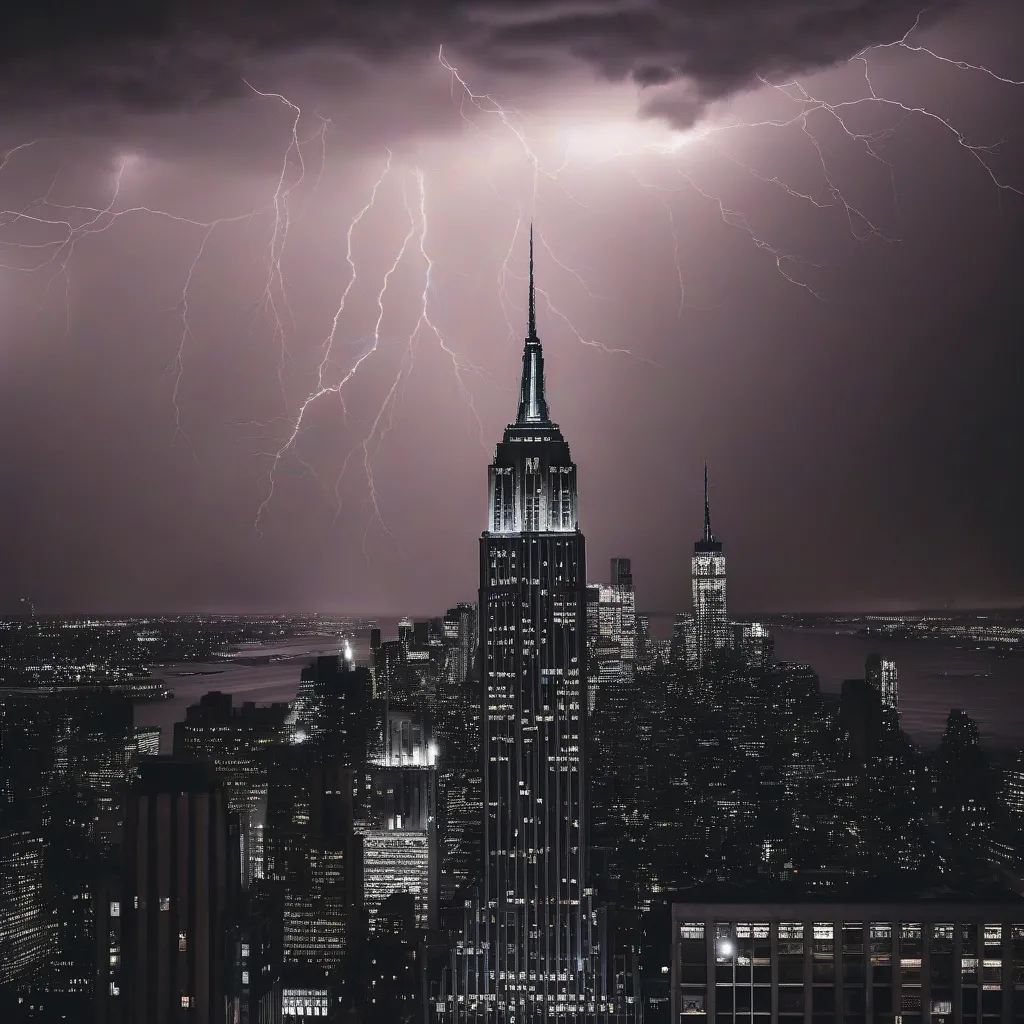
278;760;361;976
173;691;289;885
934;709;1000;874
98;758;240;1024
840;677;886;765
172;692;289;818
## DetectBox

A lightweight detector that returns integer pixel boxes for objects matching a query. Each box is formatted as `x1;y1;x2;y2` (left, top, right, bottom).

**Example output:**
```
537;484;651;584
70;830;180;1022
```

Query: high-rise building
692;464;729;672
589;559;642;857
447;229;604;1020
634;613;653;670
733;621;774;670
865;654;899;715
0;691;133;808
436;606;483;911
0;806;50;988
670;612;698;671
173;692;289;819
131;725;162;760
1005;753;1024;817
360;711;439;932
281;761;361;974
98;758;240;1024
443;603;478;688
587;558;637;717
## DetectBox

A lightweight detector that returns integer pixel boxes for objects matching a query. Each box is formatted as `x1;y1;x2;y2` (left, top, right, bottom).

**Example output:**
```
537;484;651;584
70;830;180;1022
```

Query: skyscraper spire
528;223;537;340
704;461;712;542
516;224;551;425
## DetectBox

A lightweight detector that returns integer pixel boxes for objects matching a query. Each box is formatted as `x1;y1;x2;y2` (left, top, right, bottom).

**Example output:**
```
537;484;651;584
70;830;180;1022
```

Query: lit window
160;897;170;912
110;901;120;917
242;970;249;985
181;995;192;1007
179;932;187;952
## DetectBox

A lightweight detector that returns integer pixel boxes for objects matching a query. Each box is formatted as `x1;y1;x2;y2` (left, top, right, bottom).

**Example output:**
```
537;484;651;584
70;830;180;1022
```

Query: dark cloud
2;1;960;124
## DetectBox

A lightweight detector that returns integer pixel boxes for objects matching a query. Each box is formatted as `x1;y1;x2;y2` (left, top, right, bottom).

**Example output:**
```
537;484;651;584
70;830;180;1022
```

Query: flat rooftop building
670;884;1024;1024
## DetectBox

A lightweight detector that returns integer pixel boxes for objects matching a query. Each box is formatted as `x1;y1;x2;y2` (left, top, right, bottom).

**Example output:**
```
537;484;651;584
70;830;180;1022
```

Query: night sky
1;1;1022;616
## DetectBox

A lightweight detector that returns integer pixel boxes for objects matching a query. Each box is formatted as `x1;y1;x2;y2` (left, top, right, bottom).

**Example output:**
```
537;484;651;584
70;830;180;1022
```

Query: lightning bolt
240;82;332;402
1;86;333;447
1;11;1019;541
439;9;1021;310
440;48;661;365
254;153;403;536
331;168;494;556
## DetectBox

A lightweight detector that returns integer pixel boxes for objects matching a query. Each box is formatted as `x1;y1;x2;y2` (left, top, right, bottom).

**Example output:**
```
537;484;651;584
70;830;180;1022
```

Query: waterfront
131;620;1024;754
773;627;1024;748
135;634;365;752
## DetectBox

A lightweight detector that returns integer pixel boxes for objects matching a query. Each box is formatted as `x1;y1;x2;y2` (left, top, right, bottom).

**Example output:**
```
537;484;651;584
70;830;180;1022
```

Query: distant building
130;725;162;760
1005;753;1024;817
373;626;443;715
733;621;774;670
443;603;478;687
587;557;638;717
671;612;698;671
866;653;899;715
635;613;653;669
173;692;289;815
360;711;438;932
692;464;729;672
840;677;886;764
0;691;133;811
174;691;289;886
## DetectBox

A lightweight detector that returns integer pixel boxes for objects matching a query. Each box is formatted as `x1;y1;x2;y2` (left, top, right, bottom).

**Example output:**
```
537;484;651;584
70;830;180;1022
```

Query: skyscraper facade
0;807;50;988
866;654;899;715
449;230;601;1020
360;711;439;932
99;758;240;1024
587;558;637;717
692;465;729;672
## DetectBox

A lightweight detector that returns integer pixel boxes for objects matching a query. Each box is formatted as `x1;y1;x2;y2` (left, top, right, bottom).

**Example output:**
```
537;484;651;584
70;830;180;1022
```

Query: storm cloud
3;0;959;123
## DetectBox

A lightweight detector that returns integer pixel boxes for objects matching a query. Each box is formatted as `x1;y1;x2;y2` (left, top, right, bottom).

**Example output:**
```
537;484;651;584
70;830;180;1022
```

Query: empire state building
447;229;604;1021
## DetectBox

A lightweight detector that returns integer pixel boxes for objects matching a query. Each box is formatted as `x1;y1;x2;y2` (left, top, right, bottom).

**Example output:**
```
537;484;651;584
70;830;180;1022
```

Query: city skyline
3;7;1024;1019
0;3;1022;616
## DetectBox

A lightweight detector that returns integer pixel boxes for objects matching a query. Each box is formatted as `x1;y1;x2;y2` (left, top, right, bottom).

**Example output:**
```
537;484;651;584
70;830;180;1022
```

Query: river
134;635;368;753
771;627;1024;749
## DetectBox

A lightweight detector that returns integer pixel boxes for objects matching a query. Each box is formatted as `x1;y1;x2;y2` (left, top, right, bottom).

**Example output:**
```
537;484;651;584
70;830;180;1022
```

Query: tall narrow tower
460;226;595;1019
692;463;728;671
